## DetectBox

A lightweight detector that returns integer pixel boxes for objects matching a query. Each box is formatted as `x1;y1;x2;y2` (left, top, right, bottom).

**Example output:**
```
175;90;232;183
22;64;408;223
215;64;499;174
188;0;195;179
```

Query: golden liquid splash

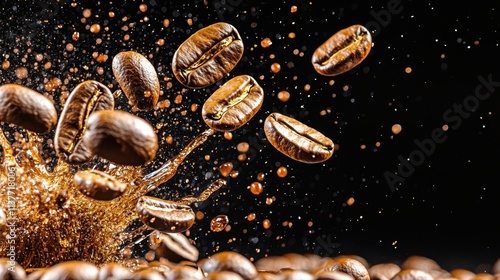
0;125;220;269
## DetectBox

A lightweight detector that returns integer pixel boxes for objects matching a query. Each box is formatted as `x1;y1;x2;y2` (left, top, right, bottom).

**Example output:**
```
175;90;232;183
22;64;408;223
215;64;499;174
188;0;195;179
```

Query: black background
1;0;499;272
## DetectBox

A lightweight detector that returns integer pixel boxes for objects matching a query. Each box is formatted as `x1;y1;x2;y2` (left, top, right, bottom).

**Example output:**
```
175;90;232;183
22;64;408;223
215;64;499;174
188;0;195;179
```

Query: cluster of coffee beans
2;252;499;280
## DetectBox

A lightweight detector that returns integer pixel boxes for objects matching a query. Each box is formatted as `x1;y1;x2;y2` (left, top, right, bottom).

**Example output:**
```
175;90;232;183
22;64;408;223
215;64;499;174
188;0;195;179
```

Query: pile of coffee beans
2;252;499;280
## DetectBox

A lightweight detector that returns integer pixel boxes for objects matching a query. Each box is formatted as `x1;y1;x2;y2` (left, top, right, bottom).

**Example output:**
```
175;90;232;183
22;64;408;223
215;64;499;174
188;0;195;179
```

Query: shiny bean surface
74;169;127;201
112;51;160;110
82;110;158;166
152;231;199;263
311;24;372;76
0;84;57;133
54;80;114;164
319;257;370;280
202;75;263;131
172;22;244;88
137;196;195;233
199;251;257;280
264;113;334;164
97;263;134;280
39;261;99;280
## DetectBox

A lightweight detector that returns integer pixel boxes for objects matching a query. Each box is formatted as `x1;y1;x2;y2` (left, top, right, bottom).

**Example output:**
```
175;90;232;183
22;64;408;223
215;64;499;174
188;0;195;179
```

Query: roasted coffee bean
0;258;27;280
391;269;434;280
253;272;279;280
137;196;195;233
274;270;315;280
449;269;476;280
318;257;369;280
39;261;99;280
368;263;401;280
263;113;334;163
401;256;441;272
27;268;48;280
255;256;292;271
74;169;127;201
311;25;372;76
0;84;57;133
130;268;165;280
202;75;263;131
152;231;199;262
205;271;245;280
164;264;204;280
112;51;160;110
54;80;114;164
199;251;257;280
97;262;134;280
172;22;244;88
82;110;158;166
315;271;355;280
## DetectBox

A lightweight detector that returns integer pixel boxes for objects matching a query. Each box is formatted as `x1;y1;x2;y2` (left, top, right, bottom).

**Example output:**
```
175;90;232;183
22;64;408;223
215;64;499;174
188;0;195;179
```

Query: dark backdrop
0;0;499;272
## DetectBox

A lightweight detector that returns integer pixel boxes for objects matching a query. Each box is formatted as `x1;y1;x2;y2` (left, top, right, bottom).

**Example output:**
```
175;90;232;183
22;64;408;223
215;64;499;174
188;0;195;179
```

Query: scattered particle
247;213;256;221
405;67;412;74
392;124;402;134
271;63;281;73
237;142;249;153
347;197;355;206
210;215;229;232
262;219;271;229
90;24;101;34
250;181;264;195
139;3;148;12
15;67;28;79
256;172;265;182
261;37;272;48
83;9;91;18
278;90;290;102
219;162;233;177
276;166;288;178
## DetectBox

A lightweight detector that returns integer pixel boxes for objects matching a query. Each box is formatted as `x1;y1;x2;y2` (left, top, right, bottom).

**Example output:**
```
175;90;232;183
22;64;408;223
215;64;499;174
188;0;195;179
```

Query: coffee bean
205;271;245;280
82;110;158;166
263;113;334;164
54;80;114;164
368;263;401;280
0;258;27;280
130;268;165;280
318;257;369;280
74;169;127;201
274;270;315;280
449;269;476;280
315;271;355;280
255;256;292;271
137;196;195;233
0;84;57;133
311;25;372;76
97;262;134;280
164;264;204;280
391;269;434;280
172;22;244;88
152;231;199;263
39;261;99;280
112;51;160;110
199;251;257;280
202;75;263;131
